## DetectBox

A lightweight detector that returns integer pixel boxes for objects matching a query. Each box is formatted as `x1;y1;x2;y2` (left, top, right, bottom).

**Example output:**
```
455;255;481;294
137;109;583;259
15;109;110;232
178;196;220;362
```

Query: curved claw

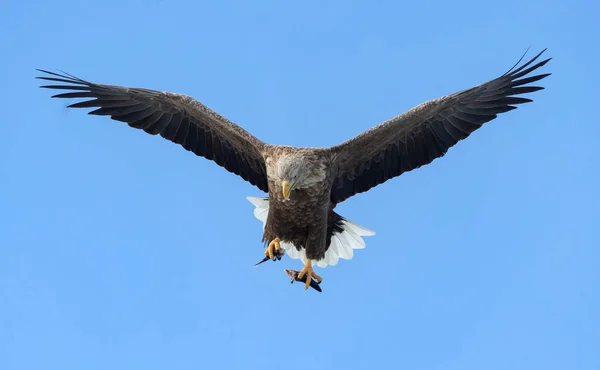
284;269;322;292
297;259;323;290
265;237;281;261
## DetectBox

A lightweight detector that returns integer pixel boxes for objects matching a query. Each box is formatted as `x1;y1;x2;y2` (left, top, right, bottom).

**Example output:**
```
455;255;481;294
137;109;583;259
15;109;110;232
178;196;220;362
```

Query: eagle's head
271;153;326;200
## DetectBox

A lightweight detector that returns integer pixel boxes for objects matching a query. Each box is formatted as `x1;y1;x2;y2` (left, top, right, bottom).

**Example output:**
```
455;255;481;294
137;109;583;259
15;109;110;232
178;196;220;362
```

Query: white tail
246;196;375;268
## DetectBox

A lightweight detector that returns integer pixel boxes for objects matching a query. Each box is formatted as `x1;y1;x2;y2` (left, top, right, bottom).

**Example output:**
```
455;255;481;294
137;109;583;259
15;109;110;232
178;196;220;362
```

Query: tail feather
341;219;376;237
246;196;375;268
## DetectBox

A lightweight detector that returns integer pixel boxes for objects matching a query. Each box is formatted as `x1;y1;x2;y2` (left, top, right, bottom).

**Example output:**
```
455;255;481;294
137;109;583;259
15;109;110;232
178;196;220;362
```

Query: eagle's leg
265;237;281;260
297;259;322;290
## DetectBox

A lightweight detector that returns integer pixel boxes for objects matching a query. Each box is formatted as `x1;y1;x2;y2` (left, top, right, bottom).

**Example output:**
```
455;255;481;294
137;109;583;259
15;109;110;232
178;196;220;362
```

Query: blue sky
1;0;599;369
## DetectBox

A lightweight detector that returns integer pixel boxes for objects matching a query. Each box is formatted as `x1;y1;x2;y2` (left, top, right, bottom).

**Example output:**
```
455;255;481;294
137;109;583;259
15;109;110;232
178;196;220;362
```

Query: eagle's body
38;49;552;290
263;147;334;262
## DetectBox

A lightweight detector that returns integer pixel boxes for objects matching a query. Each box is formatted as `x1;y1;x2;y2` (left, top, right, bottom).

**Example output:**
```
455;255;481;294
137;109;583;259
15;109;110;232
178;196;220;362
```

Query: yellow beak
282;180;292;200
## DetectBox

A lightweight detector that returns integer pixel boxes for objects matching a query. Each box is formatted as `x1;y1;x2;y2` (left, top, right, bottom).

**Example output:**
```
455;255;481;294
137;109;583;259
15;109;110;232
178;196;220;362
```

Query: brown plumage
37;49;551;289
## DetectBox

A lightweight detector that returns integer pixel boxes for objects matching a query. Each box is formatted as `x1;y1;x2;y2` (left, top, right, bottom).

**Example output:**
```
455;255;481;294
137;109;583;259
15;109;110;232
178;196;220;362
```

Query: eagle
38;49;551;290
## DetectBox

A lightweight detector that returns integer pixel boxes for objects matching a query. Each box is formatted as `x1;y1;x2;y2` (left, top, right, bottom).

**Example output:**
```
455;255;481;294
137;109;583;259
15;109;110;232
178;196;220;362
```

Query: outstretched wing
37;70;269;192
329;49;551;204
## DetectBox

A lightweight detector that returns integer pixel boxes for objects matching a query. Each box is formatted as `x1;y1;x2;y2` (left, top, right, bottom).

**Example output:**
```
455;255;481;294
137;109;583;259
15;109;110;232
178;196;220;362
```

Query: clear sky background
1;0;599;369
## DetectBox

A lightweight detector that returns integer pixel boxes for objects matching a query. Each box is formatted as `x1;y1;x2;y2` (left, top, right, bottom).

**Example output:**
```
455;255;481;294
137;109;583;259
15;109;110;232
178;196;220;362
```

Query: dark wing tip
502;48;550;77
36;69;88;88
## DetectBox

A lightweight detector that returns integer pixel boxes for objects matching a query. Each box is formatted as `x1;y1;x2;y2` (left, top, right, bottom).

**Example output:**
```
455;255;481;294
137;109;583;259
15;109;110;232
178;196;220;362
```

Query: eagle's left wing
328;49;551;204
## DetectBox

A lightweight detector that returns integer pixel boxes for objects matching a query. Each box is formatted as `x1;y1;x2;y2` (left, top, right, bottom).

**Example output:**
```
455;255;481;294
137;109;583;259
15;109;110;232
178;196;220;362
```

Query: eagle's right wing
38;70;270;192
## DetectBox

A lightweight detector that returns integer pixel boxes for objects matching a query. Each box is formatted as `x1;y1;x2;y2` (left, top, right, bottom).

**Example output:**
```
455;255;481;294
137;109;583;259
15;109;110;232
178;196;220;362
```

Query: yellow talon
297;259;322;290
265;237;281;260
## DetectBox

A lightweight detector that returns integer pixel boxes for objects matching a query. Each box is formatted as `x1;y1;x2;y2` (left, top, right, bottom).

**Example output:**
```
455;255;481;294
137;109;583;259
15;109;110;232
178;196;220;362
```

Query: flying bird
37;49;551;290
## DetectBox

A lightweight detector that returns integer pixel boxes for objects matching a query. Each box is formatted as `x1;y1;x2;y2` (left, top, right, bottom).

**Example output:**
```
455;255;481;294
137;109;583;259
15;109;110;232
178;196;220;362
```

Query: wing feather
37;70;269;192
329;49;551;204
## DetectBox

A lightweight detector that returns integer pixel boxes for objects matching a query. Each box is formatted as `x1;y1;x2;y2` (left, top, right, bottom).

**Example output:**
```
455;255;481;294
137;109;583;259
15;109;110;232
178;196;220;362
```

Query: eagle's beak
282;180;292;200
